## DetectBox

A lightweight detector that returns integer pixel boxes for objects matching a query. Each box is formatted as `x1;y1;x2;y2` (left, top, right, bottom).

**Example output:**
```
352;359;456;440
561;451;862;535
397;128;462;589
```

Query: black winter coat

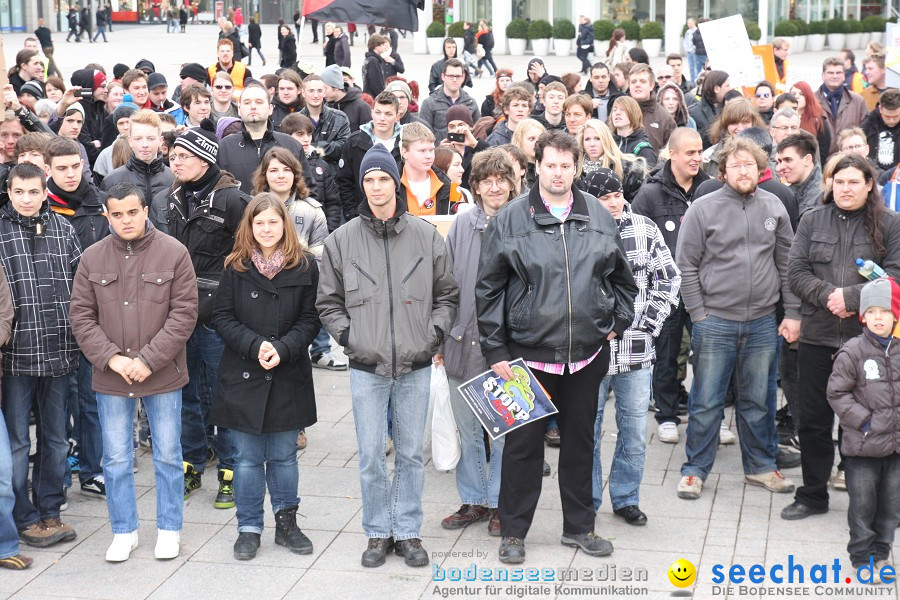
324;33;337;66
862;108;900;171
614;129;658;166
47;178;109;251
280;33;297;68
298;105;351;163
271;98;304;129
248;22;262;48
689;98;719;149
217;126;314;195
631;160;710;252
330;87;372;133
101;155;174;212
212;261;319;435
305;152;342;232
155;170;249;324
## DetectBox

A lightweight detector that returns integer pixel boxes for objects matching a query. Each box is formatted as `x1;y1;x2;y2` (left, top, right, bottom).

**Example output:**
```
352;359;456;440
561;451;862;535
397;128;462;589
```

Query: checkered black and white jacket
607;204;681;375
0;202;82;376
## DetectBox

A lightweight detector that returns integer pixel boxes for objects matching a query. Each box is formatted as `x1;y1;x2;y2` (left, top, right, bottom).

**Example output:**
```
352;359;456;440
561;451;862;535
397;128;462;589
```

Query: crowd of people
0;11;899;588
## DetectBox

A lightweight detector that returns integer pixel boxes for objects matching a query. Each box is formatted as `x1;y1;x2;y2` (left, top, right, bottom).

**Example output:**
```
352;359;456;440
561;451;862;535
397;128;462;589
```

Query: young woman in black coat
279;25;297;69
212;193;320;561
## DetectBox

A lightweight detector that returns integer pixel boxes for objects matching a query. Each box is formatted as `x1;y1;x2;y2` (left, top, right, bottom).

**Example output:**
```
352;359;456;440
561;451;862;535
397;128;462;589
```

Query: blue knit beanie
358;144;401;191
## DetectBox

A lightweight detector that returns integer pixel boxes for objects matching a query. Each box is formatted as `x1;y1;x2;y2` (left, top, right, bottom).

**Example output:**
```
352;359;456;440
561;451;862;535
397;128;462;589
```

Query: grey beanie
358;143;400;191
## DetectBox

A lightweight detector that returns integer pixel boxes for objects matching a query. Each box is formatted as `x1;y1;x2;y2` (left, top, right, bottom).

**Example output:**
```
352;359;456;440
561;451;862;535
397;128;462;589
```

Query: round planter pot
871;31;884;44
531;38;551;56
454;38;465;53
554;39;572;56
808;34;826;52
508;38;527;56
826;33;846;50
642;38;662;57
426;37;445;55
792;35;807;53
845;32;862;49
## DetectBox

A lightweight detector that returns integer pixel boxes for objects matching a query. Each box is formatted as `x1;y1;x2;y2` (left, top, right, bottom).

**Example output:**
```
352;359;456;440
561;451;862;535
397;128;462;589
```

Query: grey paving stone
147;561;304;600
284;569;432;600
0;551;63;597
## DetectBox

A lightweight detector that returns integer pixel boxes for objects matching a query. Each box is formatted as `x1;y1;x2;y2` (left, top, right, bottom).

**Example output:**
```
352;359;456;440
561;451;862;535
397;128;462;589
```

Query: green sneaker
183;462;201;499
215;469;235;509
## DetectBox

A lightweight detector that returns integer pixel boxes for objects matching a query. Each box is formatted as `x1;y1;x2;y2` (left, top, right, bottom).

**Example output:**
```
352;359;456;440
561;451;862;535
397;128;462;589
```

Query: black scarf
47;177;95;213
183;164;221;217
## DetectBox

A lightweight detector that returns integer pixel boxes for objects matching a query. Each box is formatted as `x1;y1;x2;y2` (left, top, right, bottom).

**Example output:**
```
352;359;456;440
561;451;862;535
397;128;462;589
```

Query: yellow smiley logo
668;558;697;588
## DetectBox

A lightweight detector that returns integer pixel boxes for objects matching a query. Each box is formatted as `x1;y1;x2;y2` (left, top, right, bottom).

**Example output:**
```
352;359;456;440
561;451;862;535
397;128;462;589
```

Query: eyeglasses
444;73;465;80
771;125;800;132
843;144;866;152
477;178;510;190
657;75;673;81
755;92;771;98
214;84;233;90
725;162;758;172
170;152;197;163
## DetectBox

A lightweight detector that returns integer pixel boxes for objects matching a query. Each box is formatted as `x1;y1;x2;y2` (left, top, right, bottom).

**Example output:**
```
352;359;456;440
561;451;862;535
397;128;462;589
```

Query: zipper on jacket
382;227;397;377
351;261;377;285
401;257;423;284
560;223;573;364
743;201;752;320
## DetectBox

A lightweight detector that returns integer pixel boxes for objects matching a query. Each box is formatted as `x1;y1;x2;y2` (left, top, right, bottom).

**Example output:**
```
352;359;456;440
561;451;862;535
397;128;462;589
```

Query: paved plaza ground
0;22;896;600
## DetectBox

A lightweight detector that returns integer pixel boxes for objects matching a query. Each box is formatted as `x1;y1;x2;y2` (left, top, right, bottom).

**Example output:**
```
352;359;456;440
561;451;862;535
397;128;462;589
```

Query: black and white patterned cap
582;167;622;198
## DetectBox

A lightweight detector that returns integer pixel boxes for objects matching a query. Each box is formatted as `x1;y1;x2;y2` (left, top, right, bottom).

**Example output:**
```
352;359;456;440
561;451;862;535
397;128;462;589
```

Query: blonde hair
129;109;161;131
578;119;625;179
510;118;546;150
400;122;435;150
608;96;643;131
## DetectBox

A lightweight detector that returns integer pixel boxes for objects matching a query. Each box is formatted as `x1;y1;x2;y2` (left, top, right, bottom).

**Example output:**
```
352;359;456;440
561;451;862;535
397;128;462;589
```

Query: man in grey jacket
316;143;458;570
675;136;801;501
418;59;480;141
775;131;822;216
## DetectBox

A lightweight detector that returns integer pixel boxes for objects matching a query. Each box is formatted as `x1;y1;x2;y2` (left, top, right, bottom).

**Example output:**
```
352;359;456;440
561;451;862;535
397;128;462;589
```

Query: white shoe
719;425;736;445
657;422;679;444
154;529;180;559
105;531;138;562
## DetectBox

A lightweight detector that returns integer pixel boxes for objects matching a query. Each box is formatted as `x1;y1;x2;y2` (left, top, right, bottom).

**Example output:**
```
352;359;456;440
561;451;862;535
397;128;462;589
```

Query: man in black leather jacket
476;130;637;565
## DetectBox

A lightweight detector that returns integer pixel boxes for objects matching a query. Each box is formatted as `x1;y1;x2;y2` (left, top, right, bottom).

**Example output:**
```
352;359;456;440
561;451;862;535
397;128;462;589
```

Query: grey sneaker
677;475;702;499
560;531;613;556
744;470;795;493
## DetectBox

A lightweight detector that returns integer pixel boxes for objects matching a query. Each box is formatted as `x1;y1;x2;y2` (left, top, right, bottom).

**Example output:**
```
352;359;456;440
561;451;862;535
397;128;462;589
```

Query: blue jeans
681;313;778;480
350;367;430;540
97;391;183;533
0;406;20;558
183;324;232;472
310;327;331;357
231;429;300;533
448;377;504;508
76;354;103;480
846;454;900;566
592;368;652;511
3;375;69;528
692;54;707;80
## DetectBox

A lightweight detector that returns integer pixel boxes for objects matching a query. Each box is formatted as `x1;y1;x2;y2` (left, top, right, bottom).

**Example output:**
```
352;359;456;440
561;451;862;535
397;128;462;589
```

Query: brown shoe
41;518;76;544
487;508;501;537
544;427;561;447
0;554;33;569
441;504;490;530
19;522;66;548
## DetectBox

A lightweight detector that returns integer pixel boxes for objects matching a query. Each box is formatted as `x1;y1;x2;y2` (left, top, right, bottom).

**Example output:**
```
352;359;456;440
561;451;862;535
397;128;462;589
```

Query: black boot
233;531;260;560
274;506;313;554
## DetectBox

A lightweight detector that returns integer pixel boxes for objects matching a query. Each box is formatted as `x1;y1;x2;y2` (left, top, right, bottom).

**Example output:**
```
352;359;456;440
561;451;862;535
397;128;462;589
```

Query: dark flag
303;0;423;31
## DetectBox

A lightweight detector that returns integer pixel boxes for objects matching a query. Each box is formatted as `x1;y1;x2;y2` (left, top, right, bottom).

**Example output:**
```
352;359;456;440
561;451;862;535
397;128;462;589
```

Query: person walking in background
576;16;594;75
179;5;188;33
279;25;297;70
247;18;265;67
684;18;699;81
692;19;709;79
93;5;108;43
476;21;496;77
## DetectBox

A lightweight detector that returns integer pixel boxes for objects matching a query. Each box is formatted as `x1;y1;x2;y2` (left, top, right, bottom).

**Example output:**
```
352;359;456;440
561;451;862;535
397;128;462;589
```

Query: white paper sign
698;15;757;88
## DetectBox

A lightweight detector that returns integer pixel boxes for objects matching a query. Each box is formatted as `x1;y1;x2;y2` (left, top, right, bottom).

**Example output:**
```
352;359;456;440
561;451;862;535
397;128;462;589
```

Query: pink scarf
251;248;286;280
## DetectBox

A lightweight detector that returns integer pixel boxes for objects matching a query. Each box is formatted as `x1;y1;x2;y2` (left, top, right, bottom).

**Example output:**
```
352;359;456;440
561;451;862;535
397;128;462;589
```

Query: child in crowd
828;277;900;583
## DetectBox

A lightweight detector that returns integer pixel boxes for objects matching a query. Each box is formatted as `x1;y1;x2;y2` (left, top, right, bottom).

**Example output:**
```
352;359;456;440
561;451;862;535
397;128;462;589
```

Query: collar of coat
526;183;590;226
357;193;410;237
109;220;157;251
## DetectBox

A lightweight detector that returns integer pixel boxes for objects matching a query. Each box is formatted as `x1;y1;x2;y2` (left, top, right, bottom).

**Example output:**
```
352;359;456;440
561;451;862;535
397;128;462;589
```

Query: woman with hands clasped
211;193;320;561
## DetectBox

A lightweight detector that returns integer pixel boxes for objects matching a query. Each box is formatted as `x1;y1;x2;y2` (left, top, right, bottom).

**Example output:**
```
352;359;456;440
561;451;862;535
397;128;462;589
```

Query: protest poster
699;15;758;90
456;359;557;441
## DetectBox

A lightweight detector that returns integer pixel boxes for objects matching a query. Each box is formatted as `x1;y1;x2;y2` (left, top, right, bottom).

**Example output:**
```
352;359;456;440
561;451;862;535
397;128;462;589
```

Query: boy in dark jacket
280;113;342;233
828;277;900;581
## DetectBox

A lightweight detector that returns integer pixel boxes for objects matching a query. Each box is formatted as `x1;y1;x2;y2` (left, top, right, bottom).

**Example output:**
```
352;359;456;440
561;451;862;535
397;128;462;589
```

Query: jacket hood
339;86;363;105
357;192;410;232
645;158;710;197
70;68;96;89
126;154;168;176
360;121;401;144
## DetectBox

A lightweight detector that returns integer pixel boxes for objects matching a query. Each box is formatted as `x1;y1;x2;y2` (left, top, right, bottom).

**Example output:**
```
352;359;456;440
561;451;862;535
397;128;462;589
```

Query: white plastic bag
430;363;461;471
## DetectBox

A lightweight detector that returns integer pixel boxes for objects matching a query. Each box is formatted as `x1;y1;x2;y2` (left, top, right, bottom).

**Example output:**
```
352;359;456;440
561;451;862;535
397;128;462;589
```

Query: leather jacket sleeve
475;219;512;365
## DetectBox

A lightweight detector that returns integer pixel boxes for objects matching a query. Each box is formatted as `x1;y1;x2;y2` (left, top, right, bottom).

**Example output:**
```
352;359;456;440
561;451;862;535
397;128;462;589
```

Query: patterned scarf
251;248;286;280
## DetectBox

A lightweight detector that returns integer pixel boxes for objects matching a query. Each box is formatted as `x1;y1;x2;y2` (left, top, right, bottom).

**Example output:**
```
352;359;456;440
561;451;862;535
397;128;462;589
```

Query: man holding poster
476;130;638;564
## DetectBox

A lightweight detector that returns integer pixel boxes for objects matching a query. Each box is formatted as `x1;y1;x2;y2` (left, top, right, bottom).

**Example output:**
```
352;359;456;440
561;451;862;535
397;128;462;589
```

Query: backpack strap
632;141;651;156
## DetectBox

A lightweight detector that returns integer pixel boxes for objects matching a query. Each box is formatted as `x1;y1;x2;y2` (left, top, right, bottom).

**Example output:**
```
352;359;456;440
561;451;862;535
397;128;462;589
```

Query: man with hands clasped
70;182;198;562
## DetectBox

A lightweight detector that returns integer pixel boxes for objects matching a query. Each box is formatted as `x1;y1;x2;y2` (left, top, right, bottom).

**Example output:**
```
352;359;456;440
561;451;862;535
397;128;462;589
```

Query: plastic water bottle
857;258;887;281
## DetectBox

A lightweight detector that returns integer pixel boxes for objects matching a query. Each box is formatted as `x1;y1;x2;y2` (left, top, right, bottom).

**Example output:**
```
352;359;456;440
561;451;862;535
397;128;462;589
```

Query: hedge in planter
827;18;847;34
506;19;529;39
528;19;553;40
594;20;615;41
744;19;761;41
448;21;465;38
640;21;663;40
773;21;798;37
846;18;862;34
426;21;446;38
790;19;808;35
618;19;640;41
862;15;886;33
808;21;827;35
554;18;576;40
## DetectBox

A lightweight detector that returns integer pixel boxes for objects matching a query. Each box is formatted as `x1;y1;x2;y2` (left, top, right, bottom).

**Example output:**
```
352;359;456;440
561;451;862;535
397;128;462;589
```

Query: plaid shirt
607;204;681;375
0;202;82;376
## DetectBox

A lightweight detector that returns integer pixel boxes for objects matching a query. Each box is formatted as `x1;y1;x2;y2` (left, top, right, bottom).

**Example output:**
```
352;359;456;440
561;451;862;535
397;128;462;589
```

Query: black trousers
499;345;610;539
795;342;839;509
846;454;900;566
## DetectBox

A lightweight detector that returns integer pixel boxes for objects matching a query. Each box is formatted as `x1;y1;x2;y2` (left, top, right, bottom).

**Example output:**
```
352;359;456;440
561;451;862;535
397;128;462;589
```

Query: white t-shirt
408;175;432;208
374;136;396;152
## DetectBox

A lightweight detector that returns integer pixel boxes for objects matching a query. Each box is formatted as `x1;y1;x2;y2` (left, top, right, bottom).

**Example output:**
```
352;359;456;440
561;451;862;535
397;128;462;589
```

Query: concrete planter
508;38;527;55
531;38;551;56
808;34;826;52
792;35;807;53
426;37;444;55
642;38;662;57
846;32;863;48
826;33;846;50
554;38;572;56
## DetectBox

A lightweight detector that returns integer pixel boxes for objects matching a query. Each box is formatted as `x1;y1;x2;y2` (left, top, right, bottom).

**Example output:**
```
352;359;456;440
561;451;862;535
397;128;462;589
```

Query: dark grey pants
846;454;900;566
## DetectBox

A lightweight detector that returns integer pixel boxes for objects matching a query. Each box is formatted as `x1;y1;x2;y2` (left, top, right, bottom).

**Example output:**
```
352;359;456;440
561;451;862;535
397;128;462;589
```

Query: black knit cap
174;119;219;164
582;168;623;198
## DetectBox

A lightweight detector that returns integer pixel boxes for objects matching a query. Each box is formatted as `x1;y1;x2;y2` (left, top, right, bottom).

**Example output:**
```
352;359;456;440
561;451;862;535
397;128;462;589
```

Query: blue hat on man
358;144;401;191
